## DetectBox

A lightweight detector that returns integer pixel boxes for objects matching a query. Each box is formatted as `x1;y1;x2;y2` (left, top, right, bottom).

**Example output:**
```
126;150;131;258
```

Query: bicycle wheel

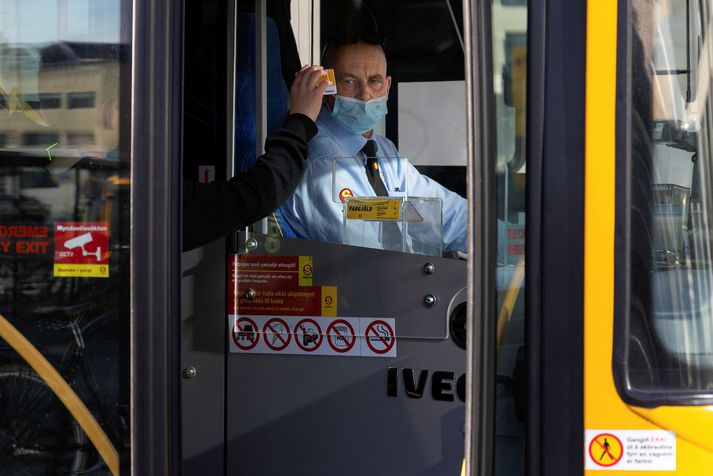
65;309;130;470
0;368;86;475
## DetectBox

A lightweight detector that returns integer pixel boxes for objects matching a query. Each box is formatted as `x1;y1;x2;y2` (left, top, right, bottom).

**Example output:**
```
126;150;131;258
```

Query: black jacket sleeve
182;113;317;251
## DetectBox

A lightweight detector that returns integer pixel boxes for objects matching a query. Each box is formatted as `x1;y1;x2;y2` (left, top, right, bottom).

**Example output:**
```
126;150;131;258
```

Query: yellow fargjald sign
345;198;401;221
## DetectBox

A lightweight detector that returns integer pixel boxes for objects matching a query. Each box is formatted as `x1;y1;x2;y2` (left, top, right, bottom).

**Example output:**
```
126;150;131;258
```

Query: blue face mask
331;95;388;135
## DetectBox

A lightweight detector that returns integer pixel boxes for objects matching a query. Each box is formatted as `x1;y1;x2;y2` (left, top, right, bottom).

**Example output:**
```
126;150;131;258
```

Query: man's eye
369;80;383;88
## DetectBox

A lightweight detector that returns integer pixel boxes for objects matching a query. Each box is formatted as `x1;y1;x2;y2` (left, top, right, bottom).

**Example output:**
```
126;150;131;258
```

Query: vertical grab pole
227;0;244;249
463;0;496;475
255;0;269;235
227;0;238;181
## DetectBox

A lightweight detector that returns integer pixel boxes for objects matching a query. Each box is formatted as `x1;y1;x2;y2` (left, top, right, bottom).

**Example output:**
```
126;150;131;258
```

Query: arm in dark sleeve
182;113;317;251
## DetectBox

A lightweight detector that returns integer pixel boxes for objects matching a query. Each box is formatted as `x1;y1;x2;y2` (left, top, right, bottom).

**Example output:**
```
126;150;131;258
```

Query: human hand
288;65;329;122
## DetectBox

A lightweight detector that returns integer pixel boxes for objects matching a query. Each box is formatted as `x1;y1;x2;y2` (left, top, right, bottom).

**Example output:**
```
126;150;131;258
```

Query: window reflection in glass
0;0;130;472
624;0;713;402
492;0;527;474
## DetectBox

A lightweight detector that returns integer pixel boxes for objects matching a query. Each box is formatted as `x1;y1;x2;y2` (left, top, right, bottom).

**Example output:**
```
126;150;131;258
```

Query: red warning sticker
53;222;110;278
228;255;339;316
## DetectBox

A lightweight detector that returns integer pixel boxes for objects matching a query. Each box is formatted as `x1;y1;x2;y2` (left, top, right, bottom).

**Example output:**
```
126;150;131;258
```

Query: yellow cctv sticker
345;199;401;221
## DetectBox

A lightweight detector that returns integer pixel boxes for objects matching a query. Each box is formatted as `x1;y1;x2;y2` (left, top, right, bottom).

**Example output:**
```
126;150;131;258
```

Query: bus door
182;1;530;475
0;0;184;474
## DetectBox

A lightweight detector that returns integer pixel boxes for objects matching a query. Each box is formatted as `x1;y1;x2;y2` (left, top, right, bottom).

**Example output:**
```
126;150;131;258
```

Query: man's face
329;42;391;102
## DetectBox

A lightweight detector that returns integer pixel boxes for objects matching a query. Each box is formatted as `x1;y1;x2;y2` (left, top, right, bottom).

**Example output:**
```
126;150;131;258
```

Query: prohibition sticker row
229;315;397;357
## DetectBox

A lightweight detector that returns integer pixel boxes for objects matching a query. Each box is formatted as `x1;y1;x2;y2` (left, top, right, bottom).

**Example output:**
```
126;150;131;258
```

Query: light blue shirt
280;107;468;252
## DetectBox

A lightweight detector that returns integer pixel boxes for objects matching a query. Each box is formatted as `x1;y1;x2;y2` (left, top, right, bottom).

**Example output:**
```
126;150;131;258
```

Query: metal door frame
463;0;497;474
131;0;185;472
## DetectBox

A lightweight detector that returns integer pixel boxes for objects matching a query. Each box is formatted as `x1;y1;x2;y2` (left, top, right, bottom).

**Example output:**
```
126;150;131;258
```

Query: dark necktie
360;140;402;250
362;140;389;196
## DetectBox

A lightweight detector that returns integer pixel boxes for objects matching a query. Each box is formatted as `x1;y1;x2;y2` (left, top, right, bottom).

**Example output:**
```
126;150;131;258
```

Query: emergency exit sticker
54;222;110;278
584;430;676;471
228;315;397;358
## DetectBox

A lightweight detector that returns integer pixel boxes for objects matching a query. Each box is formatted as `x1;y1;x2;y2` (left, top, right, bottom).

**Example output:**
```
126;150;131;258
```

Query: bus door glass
0;2;131;475
226;2;468;475
491;0;527;474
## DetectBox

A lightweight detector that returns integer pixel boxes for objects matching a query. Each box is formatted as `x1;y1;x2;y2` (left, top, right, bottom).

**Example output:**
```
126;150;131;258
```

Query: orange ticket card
317;69;337;95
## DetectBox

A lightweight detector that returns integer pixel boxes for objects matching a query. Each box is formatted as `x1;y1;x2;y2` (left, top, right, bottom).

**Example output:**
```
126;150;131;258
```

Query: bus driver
279;38;467;253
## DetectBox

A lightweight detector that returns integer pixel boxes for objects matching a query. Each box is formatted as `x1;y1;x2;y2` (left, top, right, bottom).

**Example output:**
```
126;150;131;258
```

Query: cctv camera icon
63;232;101;261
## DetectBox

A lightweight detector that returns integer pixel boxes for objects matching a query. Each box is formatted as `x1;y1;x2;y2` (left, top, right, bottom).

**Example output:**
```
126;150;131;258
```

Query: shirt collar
317;106;369;158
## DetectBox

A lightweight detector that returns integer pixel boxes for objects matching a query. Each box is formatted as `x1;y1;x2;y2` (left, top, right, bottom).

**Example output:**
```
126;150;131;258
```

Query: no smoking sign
364;320;396;356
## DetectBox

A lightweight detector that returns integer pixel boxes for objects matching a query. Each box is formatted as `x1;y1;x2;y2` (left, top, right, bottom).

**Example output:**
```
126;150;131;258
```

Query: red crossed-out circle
326;319;356;353
295;318;323;352
263;318;291;351
232;317;259;350
365;320;395;354
588;433;623;467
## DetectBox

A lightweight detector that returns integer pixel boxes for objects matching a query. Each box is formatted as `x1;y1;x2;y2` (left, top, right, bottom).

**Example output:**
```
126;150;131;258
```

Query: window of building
67;132;95;146
39;93;62;109
23;133;60;147
67;92;96;109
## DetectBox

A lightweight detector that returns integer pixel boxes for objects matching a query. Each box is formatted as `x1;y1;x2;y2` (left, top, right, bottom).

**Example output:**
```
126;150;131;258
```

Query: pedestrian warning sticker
228;315;396;358
588;433;623;467
584;430;676;471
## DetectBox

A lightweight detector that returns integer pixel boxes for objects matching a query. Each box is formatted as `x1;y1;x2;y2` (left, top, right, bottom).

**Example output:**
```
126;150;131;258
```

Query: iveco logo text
387;368;465;402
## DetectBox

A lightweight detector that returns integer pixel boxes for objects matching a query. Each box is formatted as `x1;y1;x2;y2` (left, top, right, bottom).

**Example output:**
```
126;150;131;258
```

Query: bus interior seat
234;12;298;237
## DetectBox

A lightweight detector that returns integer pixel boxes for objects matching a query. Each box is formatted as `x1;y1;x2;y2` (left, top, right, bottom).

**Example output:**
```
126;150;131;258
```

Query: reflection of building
0;42;121;155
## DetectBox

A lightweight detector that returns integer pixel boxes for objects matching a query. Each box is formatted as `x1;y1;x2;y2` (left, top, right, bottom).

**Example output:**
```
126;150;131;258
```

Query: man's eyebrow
368;74;385;81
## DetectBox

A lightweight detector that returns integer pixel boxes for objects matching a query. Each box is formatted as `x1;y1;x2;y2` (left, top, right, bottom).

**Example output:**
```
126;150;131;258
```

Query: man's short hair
321;34;386;69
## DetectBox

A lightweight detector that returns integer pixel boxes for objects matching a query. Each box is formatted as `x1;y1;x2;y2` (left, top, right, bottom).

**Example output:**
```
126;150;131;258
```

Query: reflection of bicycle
0;304;127;475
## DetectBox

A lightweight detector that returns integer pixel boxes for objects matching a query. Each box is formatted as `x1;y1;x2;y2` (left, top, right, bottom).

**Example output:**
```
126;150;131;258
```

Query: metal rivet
246;238;258;250
423;263;435;275
182;367;197;379
424;294;437;307
245;288;256;299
